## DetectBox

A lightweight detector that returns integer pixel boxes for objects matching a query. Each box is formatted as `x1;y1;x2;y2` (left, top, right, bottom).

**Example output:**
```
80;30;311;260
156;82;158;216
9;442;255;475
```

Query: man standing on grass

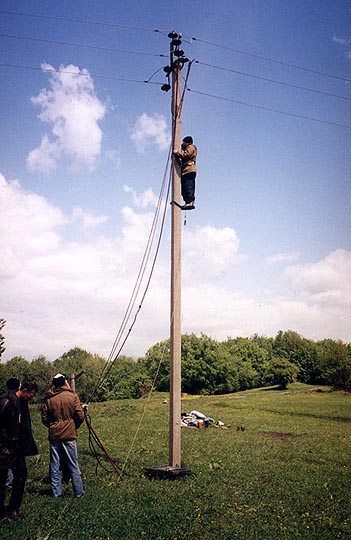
0;381;38;521
41;374;85;498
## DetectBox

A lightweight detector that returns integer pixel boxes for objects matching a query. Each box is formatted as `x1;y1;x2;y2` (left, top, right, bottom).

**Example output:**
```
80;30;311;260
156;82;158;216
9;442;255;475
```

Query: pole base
144;465;191;480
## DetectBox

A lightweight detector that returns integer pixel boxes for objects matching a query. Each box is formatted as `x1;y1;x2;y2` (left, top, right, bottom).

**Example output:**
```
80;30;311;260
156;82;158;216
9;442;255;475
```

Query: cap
52;373;66;387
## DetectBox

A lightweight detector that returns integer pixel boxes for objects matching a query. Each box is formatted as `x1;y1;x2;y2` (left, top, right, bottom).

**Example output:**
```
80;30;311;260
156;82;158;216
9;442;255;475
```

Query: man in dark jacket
0;381;38;521
41;374;85;498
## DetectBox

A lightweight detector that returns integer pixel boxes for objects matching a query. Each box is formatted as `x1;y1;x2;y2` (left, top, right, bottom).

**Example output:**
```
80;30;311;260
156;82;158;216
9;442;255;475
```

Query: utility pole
145;32;190;479
169;32;183;469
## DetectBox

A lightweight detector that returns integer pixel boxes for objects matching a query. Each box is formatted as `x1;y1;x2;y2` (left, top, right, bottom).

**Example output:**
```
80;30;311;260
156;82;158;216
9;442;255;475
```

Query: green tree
222;337;269;390
316;339;351;389
141;340;171;392
270;357;299;389
28;355;55;399
0;319;5;360
273;330;319;383
103;356;151;400
142;334;240;395
4;356;31;381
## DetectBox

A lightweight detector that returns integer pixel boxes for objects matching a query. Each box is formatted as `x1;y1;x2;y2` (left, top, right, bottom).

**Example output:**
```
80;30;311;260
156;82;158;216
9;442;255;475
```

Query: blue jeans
50;440;84;498
181;172;196;204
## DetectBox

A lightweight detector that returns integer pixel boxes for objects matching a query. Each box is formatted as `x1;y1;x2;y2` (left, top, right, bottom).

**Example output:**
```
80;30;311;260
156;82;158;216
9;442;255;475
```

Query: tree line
0;324;350;401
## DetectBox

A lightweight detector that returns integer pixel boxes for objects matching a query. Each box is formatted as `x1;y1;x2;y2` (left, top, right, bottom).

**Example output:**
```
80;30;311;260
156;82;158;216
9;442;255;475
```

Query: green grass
1;383;351;539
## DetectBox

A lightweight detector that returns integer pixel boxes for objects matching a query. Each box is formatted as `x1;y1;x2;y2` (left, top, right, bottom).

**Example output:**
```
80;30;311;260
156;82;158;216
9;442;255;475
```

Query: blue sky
0;0;350;361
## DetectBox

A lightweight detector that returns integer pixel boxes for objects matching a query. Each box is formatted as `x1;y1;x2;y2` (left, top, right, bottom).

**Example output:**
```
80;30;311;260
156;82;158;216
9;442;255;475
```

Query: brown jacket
175;144;197;175
41;387;84;441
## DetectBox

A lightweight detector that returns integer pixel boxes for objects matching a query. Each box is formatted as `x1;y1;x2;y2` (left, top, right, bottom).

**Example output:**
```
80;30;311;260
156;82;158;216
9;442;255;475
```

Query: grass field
1;383;351;539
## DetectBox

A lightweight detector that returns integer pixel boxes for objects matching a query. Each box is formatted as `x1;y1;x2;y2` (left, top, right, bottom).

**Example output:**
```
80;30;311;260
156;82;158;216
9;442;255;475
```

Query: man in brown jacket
41;374;85;498
174;135;197;210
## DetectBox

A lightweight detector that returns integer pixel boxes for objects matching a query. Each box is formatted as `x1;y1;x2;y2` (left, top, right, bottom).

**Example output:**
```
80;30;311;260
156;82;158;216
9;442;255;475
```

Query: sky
0;0;350;362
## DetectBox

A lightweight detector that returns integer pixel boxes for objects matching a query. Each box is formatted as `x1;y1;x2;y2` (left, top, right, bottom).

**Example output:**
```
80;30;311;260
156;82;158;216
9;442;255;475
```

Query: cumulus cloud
71;206;108;228
0;172;160;360
1;171;350;362
332;34;351;45
130;113;170;152
263;251;301;267
26;64;106;173
105;148;122;170
123;185;158;208
284;249;351;308
183;225;243;282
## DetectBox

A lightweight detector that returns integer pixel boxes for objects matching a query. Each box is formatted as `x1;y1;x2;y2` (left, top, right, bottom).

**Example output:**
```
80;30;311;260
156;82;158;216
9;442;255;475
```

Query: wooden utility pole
169;42;182;469
145;32;191;478
70;372;76;392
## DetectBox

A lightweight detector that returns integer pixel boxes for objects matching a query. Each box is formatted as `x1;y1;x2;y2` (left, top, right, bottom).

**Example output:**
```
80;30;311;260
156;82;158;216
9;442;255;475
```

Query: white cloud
26;64;106;173
105;148;122;170
130;113;170;152
183;225;243;282
284;249;351;308
332;34;351;45
71;206;108;228
1;172;350;362
263;251;301;267
26;134;62;174
123;185;158;208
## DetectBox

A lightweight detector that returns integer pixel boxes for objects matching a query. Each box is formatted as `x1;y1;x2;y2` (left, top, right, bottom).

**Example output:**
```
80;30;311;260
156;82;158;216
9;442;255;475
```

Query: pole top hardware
161;83;171;92
168;31;180;39
176;57;189;65
173;49;185;58
171;38;182;47
161;32;187;93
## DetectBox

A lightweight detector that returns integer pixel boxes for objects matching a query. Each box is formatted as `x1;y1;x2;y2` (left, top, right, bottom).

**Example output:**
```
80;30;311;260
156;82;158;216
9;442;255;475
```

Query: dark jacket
41;387;84;441
19;398;38;456
0;392;21;466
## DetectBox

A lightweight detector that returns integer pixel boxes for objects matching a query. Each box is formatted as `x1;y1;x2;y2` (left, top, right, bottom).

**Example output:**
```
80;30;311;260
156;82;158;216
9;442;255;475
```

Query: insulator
161;83;171;92
173;49;185;57
163;66;173;74
171;38;182;47
168;31;179;39
177;57;189;64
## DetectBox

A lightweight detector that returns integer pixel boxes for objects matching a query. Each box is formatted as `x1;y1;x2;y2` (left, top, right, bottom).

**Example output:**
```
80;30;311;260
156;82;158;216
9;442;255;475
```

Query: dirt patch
260;431;301;439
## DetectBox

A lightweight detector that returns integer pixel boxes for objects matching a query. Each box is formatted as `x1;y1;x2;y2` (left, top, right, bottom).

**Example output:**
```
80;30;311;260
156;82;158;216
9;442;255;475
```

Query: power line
0;62;163;85
3;8;349;86
2;32;349;102
188;87;351;130
0;33;168;58
87;148;173;403
195;60;351;102
189;36;351;84
0;9;168;35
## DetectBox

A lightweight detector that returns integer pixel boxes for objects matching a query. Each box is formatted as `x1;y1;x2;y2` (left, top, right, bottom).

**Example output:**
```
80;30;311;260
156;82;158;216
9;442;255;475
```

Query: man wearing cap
41;374;85;498
173;135;197;210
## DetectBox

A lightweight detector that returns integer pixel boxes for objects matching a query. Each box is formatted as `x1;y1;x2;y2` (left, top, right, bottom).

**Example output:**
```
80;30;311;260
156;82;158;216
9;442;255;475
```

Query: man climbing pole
173;136;197;210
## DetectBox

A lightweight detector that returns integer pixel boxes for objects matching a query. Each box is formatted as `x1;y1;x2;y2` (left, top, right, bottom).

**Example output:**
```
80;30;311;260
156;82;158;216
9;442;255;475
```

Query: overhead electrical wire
0;33;168;58
84;61;193;480
187;87;351;130
2;31;349;102
189;35;351;84
0;9;169;35
88;60;193;404
87;153;172;403
0;62;163;85
2;9;349;85
195;60;351;102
